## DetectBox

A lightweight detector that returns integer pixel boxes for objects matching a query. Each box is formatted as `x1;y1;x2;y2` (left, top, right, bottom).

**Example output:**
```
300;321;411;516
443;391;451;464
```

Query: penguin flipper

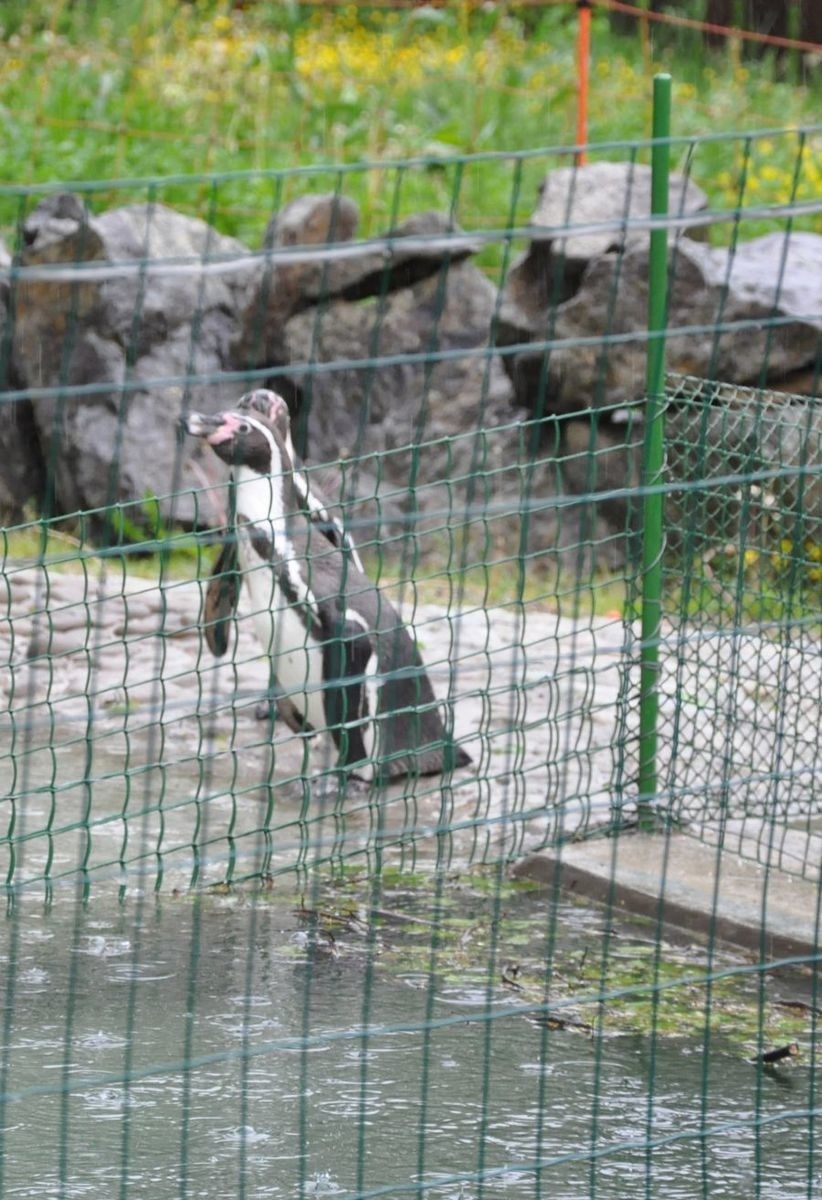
321;616;375;771
204;537;241;657
276;693;315;735
253;684;316;734
296;468;364;573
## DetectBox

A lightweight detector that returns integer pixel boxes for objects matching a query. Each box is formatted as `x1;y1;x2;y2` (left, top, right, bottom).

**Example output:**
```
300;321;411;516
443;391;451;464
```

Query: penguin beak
184;411;246;448
183;411;226;439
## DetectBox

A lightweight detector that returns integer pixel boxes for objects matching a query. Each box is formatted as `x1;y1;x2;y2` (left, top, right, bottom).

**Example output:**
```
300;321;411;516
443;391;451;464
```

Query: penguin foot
341;774;371;798
309;768;371;801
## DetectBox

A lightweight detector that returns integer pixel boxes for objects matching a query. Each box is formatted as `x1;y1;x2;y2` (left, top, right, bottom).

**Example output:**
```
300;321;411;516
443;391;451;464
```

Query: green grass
0;516;630;618
0;511;209;581
0;1;819;251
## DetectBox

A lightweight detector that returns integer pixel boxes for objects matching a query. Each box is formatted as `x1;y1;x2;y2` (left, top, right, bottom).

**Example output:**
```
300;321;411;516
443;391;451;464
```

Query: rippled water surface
0;885;817;1199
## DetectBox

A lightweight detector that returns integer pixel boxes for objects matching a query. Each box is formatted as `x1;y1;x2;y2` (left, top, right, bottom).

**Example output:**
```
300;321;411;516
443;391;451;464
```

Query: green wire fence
0;90;820;1199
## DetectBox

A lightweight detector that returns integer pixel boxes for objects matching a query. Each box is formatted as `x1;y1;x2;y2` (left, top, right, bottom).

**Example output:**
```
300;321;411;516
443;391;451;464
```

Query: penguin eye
236;420;251;434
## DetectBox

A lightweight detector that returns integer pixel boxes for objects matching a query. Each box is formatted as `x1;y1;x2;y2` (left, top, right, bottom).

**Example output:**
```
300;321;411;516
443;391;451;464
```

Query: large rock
234;193;359;370
234;196;481;372
0;236;46;522
500;161;709;331
532;162;708;262
507;232;822;417
285;259;509;457
0;398;47;524
11;193;256;526
278;260;568;560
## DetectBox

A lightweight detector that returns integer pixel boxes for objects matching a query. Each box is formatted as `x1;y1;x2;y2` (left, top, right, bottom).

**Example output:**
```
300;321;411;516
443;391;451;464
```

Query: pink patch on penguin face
266;393;288;423
206;412;245;446
245;390;288;427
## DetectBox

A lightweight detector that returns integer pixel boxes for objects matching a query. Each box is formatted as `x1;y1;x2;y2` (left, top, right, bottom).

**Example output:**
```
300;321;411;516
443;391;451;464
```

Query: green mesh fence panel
0;122;819;1199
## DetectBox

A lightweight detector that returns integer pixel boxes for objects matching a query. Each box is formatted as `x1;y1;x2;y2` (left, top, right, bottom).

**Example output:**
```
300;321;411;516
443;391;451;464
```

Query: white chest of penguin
232;467;327;732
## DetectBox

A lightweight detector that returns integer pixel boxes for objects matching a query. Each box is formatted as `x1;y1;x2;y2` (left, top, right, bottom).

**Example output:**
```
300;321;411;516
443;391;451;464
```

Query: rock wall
2;165;819;569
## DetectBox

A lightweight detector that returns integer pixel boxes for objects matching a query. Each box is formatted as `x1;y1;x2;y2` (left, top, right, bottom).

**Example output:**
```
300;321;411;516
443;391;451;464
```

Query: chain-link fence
653;375;821;875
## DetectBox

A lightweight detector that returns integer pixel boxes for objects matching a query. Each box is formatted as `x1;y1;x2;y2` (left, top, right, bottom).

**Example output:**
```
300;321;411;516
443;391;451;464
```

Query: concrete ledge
513;831;821;962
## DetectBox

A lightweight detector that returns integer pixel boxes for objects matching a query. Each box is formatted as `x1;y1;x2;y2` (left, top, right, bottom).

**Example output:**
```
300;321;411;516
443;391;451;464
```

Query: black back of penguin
283;495;471;779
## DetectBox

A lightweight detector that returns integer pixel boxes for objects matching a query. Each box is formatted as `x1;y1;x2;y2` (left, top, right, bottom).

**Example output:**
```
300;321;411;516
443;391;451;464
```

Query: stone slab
514;830;821;961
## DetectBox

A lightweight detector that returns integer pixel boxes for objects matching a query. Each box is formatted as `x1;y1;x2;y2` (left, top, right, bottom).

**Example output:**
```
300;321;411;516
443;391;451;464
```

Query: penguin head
237;389;289;434
236;389;297;462
185;409;293;477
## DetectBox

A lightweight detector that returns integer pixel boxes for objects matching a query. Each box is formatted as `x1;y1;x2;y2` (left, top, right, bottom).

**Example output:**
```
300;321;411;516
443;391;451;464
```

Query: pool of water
0;884;818;1199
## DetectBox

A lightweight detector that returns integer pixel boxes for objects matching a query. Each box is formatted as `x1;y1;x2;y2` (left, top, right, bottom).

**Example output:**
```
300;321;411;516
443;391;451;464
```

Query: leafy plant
103;492;205;574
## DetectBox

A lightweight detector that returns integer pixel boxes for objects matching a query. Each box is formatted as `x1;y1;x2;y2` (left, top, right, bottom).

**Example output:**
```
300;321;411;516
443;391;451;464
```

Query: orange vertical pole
576;0;592;165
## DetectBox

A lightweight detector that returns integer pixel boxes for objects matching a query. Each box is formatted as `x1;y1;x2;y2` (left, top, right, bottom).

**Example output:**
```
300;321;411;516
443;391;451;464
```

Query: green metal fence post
637;72;672;826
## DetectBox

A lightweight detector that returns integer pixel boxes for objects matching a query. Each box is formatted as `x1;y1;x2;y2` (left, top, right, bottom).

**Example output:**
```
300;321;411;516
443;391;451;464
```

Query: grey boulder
508;231;822;417
234;195;482;372
279;257;568;559
12;193;256;526
0;235;46;522
500;161;709;335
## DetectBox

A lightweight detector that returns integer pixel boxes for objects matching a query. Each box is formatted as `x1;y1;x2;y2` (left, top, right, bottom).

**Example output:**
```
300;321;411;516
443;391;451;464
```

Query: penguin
202;389;363;660
184;402;471;780
237;389;364;571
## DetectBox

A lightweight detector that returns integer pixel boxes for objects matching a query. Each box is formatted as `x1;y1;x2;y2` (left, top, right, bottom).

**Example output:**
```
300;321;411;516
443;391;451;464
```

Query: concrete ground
514;829;821;961
0;561;819;963
0;563;624;892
